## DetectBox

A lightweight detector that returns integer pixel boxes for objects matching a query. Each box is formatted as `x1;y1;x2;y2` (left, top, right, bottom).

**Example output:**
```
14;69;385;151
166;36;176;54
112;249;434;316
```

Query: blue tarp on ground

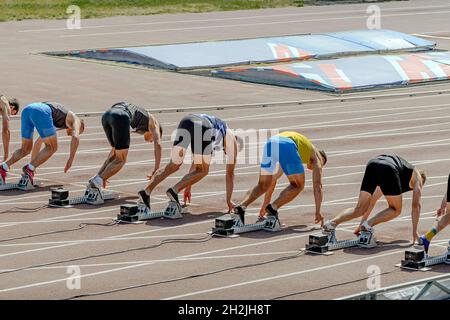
212;52;450;92
51;29;435;70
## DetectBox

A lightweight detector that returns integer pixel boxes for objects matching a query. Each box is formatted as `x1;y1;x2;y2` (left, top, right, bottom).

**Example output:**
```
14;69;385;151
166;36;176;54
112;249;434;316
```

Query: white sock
27;164;35;171
1;163;9;171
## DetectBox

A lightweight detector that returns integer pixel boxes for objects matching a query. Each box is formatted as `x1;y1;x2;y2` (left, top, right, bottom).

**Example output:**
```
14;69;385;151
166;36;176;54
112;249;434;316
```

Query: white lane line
229;102;450;123
0;231;315;293
282;114;450;131
334;121;450;139
222;95;450;122
20;4;450;33
59;10;450;38
414;34;450;40
0;209;447;294
29;122;450;180
162;240;450;300
1;182;444;258
0;250;300;272
283;104;450;131
0;233;206;248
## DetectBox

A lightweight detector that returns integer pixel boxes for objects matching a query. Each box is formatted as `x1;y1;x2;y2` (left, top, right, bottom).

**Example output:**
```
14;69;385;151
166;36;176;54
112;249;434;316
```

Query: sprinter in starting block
233;131;327;226
138;114;243;214
323;154;426;244
0;102;84;188
88;102;162;197
418;173;450;254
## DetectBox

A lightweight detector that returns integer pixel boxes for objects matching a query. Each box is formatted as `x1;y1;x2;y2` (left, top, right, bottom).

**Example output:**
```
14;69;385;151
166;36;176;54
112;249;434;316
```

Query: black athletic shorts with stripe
102;105;131;150
173;115;213;155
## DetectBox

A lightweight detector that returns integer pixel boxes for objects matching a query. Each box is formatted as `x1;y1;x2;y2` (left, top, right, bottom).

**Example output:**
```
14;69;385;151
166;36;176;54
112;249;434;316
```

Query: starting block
0;174;39;191
116;201;186;223
48;186;118;207
305;229;377;255
211;213;282;237
398;241;450;271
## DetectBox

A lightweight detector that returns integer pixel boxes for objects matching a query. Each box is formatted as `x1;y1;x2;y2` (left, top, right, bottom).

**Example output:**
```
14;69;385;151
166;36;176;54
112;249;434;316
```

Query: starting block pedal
0;174;39;191
116;201;186;223
305;229;377;255
398;241;450;271
48;186;118;207
211;213;282;237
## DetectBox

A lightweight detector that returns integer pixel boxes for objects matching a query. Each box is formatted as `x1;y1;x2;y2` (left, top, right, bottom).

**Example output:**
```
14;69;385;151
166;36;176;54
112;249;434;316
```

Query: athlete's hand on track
353;225;361;235
147;169;158;180
103;179;110;188
64;160;73;173
183;187;191;205
259;207;266;219
437;206;446;217
315;212;324;227
227;200;236;213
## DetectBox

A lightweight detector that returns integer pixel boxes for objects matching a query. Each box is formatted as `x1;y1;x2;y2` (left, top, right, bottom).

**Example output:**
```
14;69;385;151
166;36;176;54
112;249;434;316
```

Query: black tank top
113;102;149;133
378;154;415;193
44;102;68;129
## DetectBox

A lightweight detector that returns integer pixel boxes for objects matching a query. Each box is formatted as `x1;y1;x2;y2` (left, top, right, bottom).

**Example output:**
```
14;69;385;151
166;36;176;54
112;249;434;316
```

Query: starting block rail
0;174;39;191
305;229;377;255
48;186;118;207
398;241;450;271
211;214;282;237
116;201;185;223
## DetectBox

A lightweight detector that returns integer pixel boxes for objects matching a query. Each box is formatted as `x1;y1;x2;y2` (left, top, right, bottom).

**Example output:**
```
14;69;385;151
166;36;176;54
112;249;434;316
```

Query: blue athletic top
196;114;227;151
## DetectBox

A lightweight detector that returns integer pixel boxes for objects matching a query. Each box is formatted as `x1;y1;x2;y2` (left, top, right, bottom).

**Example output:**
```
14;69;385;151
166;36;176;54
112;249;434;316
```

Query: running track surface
0;0;449;299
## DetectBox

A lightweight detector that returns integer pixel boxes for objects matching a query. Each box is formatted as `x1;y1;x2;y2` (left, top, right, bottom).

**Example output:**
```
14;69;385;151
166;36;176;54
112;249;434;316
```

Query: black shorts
360;160;402;196
447;174;450;203
102;106;131;150
173;115;213;155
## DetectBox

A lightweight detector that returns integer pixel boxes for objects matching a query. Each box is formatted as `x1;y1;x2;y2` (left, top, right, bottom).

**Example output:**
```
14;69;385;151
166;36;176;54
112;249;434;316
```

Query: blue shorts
21;103;56;139
261;136;304;176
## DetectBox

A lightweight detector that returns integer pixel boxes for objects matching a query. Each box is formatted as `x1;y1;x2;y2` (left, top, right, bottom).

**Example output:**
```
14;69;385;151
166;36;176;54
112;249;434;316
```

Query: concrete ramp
47;29;435;71
212;52;450;92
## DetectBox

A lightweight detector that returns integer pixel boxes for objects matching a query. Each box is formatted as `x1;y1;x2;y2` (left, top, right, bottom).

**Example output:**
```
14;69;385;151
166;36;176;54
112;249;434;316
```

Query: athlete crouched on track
419;173;450;253
89;102;162;191
234;131;327;224
139;114;243;212
0;102;84;185
323;154;426;243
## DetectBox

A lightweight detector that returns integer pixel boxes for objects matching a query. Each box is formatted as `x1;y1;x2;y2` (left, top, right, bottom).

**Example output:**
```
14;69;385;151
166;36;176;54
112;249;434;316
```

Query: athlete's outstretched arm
65;114;82;173
149;116;162;176
225;132;238;212
183;161;196;204
312;151;324;225
438;193;447;216
411;170;424;243
1;96;11;161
